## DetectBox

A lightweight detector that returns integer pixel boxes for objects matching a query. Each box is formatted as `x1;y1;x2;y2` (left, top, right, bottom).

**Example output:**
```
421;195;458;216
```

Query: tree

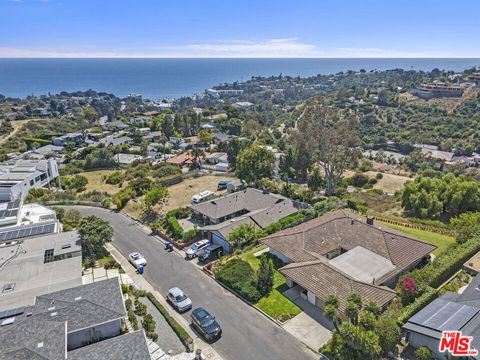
84;148;116;169
338;322;381;359
346;293;362;325
415;346;432;360
363;301;382;317
83;107;98;126
296;101;360;195
450;212;480;243
375;318;401;355
198;129;213;144
227;223;261;250
62;209;82;231
307;167;323;191
78;216;113;249
162;114;175;138
227;137;251;168
235;145;275;185
256;255;274;296
279;147;295;180
143;186;169;215
358;311;376;330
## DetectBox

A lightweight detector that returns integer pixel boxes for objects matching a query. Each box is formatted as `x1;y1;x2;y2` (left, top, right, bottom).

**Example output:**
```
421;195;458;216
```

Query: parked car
191;307;222;341
167;287;192;312
128;252;147;268
217;180;232;190
197;244;223;263
185;239;210;259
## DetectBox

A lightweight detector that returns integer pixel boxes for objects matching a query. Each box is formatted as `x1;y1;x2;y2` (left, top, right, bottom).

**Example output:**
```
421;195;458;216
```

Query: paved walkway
106;243;223;360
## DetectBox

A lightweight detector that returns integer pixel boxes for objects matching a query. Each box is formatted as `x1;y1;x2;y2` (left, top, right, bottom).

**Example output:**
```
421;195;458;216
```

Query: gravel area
138;296;186;355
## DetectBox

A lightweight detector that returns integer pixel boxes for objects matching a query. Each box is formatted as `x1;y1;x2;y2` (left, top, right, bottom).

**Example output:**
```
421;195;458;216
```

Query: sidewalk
106;243;223;360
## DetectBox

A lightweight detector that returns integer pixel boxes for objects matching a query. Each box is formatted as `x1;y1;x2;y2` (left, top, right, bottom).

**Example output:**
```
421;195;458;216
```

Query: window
44;249;54;263
2;283;15;293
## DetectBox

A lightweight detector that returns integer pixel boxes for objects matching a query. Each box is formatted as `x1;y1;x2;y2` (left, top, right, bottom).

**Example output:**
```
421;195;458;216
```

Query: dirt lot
79;170;121;195
164;174;238;211
344;170;412;194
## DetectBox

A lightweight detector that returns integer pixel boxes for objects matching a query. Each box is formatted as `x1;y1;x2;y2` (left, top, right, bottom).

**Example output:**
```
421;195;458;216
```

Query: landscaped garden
214;246;301;322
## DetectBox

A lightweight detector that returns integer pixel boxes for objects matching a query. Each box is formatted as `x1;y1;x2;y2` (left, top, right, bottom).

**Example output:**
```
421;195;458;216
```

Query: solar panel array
6;201;20;210
0;222;56;242
0;307;24;320
0;201;21;219
410;298;480;331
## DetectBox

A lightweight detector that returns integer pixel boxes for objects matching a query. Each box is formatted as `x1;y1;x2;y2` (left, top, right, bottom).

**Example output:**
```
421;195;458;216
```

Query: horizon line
1;56;480;60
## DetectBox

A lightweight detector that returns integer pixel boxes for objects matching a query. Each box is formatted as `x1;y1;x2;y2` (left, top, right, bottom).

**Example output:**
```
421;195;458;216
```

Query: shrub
415;346;432;360
104;171;124;185
182;228;198;243
166;207;192;219
146;293;192;346
375;172;383;180
395;286;438;326
125;299;133;311
147;332;158;341
166;216;184;239
142;314;156;333
128;309;139;330
134;300;147;316
214;259;262;303
351;173;370;187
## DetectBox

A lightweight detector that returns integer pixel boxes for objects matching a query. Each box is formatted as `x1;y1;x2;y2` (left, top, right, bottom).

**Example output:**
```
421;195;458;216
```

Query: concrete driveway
74;207;319;360
283;286;333;351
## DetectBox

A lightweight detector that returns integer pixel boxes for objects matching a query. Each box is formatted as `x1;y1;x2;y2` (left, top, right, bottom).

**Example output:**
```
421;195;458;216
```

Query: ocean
0;58;479;100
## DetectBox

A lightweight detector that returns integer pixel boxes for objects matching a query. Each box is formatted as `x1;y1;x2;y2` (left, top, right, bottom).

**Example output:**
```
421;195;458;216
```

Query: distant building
108;121;128;130
411;82;464;99
52;132;84;146
115;153;144;165
129;116;151;124
0;159;59;202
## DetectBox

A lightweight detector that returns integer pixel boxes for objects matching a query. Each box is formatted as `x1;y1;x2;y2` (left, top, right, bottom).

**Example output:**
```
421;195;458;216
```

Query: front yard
380;222;455;256
216;246;301;322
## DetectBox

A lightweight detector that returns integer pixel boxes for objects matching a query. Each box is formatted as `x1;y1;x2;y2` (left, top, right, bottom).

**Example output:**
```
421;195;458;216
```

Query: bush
128;309;139;330
214;259;262;303
166;216;184;239
351;173;370;187
147;332;158;341
182;228;198;243
125;299;133;311
146;293;192;346
134;300;147;316
142;314;156;333
104;171;124;185
415;346;432;360
166;207;192;219
395;286;438;326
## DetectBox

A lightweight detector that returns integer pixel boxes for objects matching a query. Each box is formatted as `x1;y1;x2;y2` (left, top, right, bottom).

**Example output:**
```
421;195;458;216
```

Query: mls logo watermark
439;331;478;356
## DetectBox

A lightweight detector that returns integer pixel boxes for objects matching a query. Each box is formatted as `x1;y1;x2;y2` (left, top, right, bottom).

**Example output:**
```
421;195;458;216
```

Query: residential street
75;207;319;360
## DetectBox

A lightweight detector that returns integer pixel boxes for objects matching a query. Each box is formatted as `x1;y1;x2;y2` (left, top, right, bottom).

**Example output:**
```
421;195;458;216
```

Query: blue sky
1;0;479;58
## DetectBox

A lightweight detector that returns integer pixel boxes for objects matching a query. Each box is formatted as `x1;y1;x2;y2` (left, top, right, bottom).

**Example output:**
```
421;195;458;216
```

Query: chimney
366;216;374;226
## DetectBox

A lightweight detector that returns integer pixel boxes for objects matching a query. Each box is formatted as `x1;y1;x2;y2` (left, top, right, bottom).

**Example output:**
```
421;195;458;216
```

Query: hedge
166;216;184;239
146;292;192;347
166;207;192;219
182;228;198;242
407;237;480;289
395;286;438;326
214;259;262;303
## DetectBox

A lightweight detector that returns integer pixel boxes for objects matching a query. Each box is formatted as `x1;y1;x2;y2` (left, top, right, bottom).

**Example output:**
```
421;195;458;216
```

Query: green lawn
380;222;455;256
241;247;301;322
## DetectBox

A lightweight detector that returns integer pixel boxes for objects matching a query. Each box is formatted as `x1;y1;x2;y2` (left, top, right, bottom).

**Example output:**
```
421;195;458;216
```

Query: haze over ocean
0;58;479;99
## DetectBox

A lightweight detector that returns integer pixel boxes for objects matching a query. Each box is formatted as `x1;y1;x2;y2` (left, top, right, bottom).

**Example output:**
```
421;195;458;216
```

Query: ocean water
0;58;479;99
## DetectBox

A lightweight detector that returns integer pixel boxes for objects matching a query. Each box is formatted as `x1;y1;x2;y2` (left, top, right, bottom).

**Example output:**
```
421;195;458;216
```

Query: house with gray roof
261;209;436;315
193;188;302;252
403;273;480;359
0;278;149;360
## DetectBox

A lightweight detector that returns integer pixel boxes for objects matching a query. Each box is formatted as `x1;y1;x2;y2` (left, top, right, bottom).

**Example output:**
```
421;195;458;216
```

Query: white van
191;191;214;204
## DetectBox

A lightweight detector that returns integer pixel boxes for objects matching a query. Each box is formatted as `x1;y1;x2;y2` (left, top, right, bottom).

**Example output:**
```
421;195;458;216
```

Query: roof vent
366;216;374;226
48;306;55;311
37;342;44;348
1;317;15;326
50;312;57;317
74;296;82;301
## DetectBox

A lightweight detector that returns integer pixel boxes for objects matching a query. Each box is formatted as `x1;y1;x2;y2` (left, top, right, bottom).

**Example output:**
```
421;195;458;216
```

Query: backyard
241;247;301;322
78;170;121;195
380;222;456;256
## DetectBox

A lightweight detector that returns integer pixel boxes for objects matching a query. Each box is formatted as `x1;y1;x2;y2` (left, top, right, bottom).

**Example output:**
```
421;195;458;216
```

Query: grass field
241;247;301;322
78;170;121;195
380;222;455;256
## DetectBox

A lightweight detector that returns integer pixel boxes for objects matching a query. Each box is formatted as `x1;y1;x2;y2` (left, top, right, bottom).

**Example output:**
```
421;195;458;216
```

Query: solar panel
0;307;24;320
441;305;479;331
0;222;56;243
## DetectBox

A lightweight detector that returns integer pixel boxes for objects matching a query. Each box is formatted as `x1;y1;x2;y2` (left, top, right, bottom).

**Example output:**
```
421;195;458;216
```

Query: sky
1;0;479;58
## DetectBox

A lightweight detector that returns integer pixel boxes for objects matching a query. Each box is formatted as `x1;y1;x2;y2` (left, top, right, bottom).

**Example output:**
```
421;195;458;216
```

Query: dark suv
191;307;222;341
197;244;223;263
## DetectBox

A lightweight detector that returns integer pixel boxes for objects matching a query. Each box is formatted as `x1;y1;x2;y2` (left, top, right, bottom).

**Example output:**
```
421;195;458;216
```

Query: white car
185;239;210;259
128;252;147;268
167;287;192;312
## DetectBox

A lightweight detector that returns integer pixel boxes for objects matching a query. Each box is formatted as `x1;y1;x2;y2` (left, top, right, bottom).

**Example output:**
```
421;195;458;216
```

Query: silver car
128;252;147;268
185;239;210;259
167;287;192;312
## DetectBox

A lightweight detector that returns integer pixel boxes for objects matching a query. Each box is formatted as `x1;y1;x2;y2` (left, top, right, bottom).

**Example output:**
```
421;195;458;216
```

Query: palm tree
324;304;340;332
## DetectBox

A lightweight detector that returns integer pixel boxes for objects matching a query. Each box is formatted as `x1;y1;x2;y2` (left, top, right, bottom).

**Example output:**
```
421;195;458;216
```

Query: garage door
211;233;231;253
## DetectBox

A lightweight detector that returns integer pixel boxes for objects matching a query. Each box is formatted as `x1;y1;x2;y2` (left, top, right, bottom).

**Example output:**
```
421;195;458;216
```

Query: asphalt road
76;207;318;360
